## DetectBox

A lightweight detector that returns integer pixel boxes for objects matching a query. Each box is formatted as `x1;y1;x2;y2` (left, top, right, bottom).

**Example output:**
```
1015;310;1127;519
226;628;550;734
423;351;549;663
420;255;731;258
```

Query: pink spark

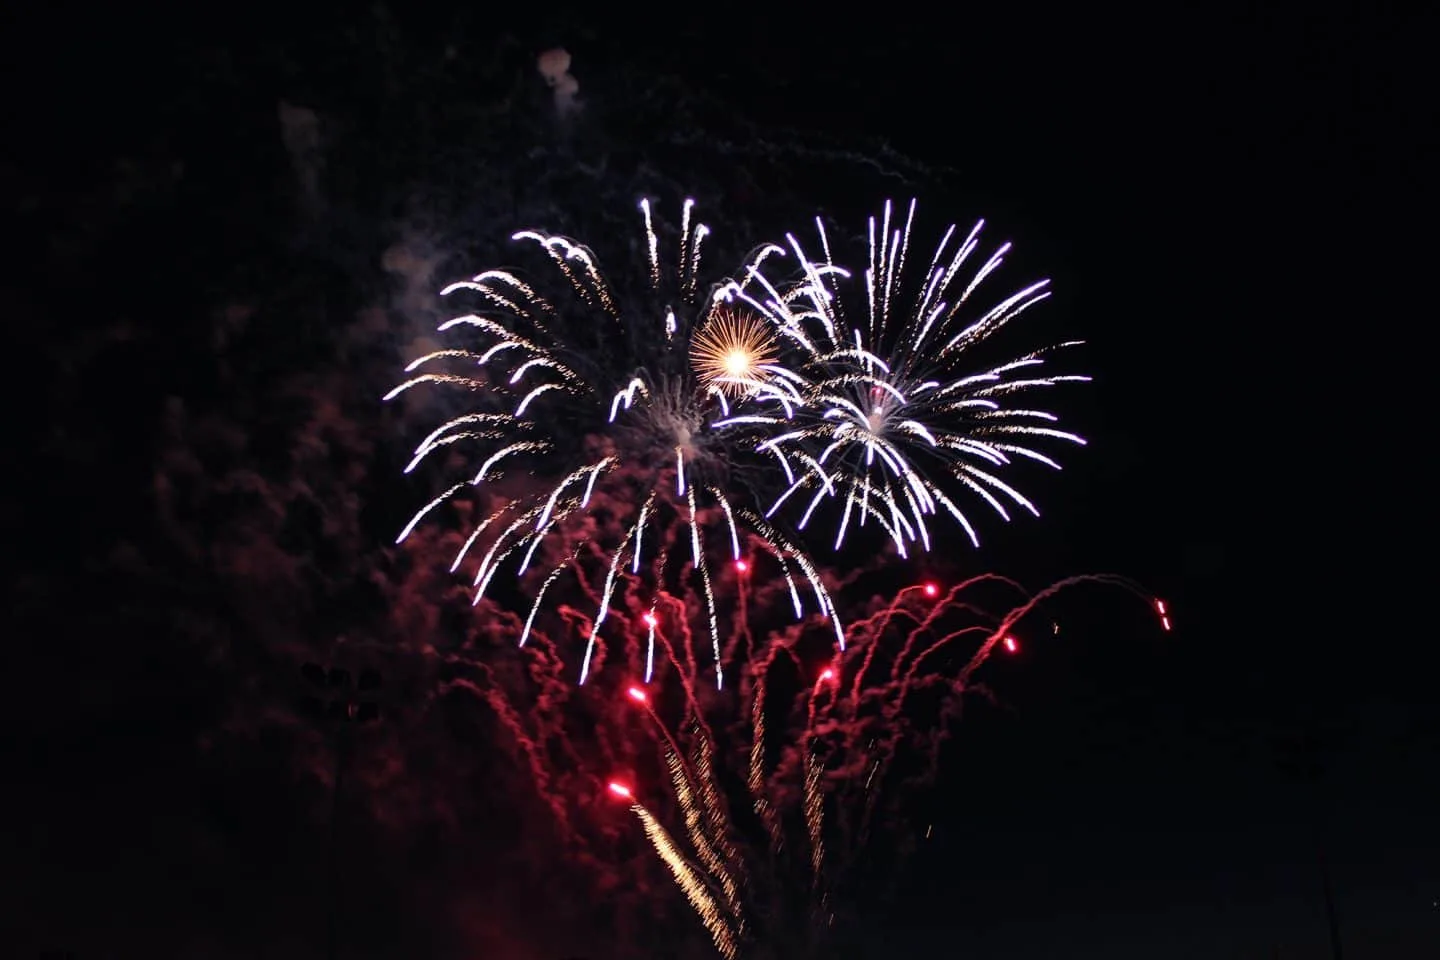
626;686;647;703
1003;635;1018;653
735;559;749;573
607;782;633;800
819;668;834;682
1155;598;1167;615
642;612;657;627
922;582;939;598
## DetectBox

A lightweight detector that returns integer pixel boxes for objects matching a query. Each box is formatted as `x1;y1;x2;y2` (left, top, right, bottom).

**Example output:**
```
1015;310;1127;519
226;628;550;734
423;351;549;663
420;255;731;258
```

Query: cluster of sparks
720;198;1090;555
585;574;1168;958
388;200;843;688
434;567;1169;955
392;197;1089;687
440;562;1172;956
391;196;1170;956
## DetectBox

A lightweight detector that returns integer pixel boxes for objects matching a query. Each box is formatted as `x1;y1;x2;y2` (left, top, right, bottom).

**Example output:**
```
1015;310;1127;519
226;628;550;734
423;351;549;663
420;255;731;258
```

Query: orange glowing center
690;307;778;397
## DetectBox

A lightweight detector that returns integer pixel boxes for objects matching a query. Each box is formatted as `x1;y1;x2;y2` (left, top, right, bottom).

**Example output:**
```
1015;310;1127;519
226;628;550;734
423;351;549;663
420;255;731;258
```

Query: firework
388;199;845;686
588;570;1169;958
391;197;1154;956
721;199;1090;556
427;495;1170;955
690;306;781;396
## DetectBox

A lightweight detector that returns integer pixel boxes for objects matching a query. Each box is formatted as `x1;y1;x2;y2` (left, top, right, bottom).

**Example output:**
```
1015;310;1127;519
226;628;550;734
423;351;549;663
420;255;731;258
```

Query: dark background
3;2;1433;958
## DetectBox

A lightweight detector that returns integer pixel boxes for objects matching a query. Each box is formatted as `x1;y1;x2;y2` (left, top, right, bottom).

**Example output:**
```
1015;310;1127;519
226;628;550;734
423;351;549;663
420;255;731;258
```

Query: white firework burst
718;199;1090;556
387;199;844;686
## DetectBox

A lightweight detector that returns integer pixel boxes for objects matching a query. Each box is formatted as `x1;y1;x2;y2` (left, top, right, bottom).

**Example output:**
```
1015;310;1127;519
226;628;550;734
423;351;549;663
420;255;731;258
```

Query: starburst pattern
388;199;844;686
690;306;781;396
723;199;1091;556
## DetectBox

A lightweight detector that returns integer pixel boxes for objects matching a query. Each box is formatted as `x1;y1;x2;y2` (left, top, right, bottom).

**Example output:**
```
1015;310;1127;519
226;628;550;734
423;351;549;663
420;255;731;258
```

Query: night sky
4;3;1434;959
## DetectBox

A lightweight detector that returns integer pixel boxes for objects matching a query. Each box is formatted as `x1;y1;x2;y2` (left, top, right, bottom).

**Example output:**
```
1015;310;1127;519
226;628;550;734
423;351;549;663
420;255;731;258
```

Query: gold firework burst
690;307;778;396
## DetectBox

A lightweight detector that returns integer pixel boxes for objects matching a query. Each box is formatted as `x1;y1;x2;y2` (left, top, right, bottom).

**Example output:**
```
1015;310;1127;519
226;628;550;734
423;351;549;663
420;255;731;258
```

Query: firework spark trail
882;575;1028;694
435;631;627;874
436;545;1167;958
728;199;1091;556
652;592;725;756
665;747;741;920
719;524;758;670
625;790;739;960
953;574;1152;689
833;574;1158;863
628;683;741;921
408;487;1153;957
637;596;745;888
686;736;746;911
688;486;724;688
803;751;826;889
441;673;573;831
390;199;845;687
746;676;782;850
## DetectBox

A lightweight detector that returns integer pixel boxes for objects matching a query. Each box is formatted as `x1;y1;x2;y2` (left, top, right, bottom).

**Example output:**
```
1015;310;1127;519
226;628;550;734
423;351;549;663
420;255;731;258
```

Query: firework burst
690;306;781;396
722;199;1091;556
388;199;844;686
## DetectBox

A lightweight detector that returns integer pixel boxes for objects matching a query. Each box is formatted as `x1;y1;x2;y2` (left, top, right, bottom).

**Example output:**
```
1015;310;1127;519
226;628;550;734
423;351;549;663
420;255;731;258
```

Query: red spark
819;668;834;682
1002;635;1019;653
626;686;647;703
922;581;939;598
1155;598;1167;615
642;611;657;627
607;782;633;800
734;559;749;573
1160;615;1172;632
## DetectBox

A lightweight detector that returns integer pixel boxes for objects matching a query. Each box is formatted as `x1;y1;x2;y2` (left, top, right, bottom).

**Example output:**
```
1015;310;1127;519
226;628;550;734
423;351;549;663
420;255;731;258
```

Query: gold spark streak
667;750;740;919
804;751;826;887
748;685;782;851
632;803;738;959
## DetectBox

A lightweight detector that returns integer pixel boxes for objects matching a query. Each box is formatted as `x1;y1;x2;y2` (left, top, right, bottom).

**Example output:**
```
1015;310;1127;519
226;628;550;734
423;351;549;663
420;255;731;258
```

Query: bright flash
690;306;777;396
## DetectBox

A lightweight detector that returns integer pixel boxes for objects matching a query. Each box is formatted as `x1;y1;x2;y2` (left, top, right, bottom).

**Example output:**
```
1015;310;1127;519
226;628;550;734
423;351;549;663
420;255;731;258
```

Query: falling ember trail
608;783;739;959
544;571;1163;958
